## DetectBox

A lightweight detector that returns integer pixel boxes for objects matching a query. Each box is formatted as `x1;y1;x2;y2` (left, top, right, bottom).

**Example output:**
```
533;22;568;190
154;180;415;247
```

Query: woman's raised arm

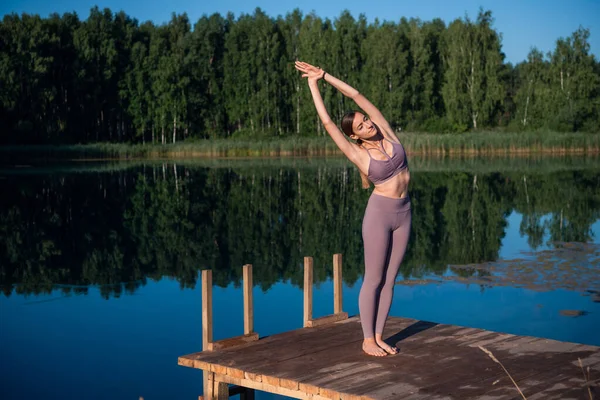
301;62;399;142
295;61;360;162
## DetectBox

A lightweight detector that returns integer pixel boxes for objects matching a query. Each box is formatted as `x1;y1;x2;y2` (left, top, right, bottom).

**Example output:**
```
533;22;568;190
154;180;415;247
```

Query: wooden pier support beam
243;264;253;335
333;253;343;314
202;270;213;350
303;257;313;328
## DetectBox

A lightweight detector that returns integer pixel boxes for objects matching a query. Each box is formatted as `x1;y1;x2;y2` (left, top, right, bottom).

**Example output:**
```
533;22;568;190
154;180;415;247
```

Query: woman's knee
361;280;381;293
361;275;385;293
380;278;395;294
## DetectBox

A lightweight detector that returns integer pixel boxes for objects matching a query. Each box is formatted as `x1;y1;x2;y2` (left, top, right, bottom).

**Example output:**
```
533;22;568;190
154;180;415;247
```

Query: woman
295;61;411;357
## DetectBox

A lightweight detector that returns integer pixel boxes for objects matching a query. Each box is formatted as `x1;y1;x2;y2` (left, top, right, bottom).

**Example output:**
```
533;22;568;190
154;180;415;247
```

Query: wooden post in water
202;270;213;350
243;264;253;335
303;257;313;328
333;253;343;314
201;270;213;399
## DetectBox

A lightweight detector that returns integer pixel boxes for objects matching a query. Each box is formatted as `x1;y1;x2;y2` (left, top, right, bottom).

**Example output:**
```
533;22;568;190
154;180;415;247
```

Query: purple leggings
359;193;412;339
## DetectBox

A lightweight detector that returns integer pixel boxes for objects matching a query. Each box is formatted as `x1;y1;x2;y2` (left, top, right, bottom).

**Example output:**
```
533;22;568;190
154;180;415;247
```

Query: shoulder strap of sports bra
362;141;391;159
360;144;375;159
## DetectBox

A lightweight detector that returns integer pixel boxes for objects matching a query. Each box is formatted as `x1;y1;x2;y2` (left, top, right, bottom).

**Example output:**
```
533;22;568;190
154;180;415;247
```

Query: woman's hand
295;61;325;84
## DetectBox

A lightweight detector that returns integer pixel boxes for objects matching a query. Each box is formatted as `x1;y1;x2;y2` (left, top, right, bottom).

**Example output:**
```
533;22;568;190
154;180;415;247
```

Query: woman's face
351;113;377;140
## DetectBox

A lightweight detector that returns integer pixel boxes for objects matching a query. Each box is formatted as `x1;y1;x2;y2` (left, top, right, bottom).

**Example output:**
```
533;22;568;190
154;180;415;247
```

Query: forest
1;7;599;146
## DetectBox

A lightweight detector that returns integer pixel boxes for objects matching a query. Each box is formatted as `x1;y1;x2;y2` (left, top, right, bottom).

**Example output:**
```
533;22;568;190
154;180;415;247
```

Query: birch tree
361;19;407;129
548;27;599;131
513;48;547;129
442;10;503;131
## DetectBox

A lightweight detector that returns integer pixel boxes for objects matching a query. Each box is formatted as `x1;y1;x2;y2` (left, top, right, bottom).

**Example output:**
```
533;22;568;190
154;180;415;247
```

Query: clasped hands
294;61;326;83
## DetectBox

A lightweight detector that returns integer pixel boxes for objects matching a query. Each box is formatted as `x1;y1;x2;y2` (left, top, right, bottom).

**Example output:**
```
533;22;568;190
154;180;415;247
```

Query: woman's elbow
323;120;338;130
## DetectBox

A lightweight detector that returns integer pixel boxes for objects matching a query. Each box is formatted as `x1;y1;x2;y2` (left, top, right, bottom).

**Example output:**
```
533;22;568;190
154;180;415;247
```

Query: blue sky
2;0;599;64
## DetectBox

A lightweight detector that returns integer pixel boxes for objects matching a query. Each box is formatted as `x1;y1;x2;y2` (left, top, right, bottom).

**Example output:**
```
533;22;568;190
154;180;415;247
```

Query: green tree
442;10;504;131
513;48;548;129
188;13;228;138
331;11;367;123
361;19;406;129
548;27;600;131
297;12;334;136
278;9;303;135
403;18;447;129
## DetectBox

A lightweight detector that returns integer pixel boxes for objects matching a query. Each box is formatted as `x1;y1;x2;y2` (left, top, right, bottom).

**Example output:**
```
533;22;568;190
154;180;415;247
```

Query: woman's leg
374;209;412;352
359;200;393;356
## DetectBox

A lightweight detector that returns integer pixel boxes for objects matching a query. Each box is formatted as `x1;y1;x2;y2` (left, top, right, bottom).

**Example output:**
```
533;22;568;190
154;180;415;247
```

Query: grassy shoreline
3;155;600;176
2;131;599;160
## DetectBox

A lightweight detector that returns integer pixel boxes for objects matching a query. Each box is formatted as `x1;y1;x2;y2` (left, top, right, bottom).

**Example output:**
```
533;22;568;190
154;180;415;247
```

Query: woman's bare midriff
371;169;411;199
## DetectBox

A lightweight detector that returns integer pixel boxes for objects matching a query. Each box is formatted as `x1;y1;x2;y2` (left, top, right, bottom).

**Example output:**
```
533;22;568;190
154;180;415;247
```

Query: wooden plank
364;381;427;400
227;367;245;379
250;330;383;393
183;318;367;389
216;373;310;400
307;312;349;328
350;338;504;398
243;264;253;335
466;333;515;348
304;257;313;328
251;319;456;386
398;343;532;398
345;328;527;398
178;356;195;368
515;351;600;399
339;393;363;400
302;360;396;398
520;367;589;399
208;332;259;351
576;348;600;369
210;363;228;375
523;380;590;400
333;253;343;314
179;317;363;373
254;317;422;394
314;363;390;399
397;336;544;397
419;339;591;399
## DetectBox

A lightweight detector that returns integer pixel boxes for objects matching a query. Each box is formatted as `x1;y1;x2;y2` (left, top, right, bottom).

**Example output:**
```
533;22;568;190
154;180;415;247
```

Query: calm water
1;156;599;400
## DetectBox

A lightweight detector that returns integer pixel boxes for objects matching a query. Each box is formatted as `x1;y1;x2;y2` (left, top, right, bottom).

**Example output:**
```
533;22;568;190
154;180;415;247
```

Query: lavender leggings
359;193;412;339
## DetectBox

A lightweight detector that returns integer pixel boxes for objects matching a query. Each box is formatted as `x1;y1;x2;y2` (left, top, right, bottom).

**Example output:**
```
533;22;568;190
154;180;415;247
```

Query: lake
1;156;599;400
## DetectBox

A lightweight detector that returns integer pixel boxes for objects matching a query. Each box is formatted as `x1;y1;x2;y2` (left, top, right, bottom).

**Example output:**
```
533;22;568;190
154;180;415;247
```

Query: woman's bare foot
362;338;387;357
375;334;398;355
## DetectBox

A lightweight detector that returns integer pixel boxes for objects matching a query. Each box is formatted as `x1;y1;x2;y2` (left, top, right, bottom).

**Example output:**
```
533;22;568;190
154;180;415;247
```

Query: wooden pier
178;255;600;399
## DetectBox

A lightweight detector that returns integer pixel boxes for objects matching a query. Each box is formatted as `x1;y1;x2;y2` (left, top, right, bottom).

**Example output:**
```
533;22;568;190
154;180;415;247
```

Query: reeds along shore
2;132;599;160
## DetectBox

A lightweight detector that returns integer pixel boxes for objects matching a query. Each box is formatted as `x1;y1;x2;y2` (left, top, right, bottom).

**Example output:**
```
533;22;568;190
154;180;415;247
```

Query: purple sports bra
364;138;408;185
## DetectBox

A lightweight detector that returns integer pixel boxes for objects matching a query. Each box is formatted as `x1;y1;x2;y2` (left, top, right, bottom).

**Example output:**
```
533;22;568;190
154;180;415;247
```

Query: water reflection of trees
1;163;599;298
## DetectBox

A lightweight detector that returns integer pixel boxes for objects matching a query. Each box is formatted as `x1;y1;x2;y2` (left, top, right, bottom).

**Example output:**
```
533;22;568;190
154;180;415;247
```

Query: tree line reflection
1;161;598;298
